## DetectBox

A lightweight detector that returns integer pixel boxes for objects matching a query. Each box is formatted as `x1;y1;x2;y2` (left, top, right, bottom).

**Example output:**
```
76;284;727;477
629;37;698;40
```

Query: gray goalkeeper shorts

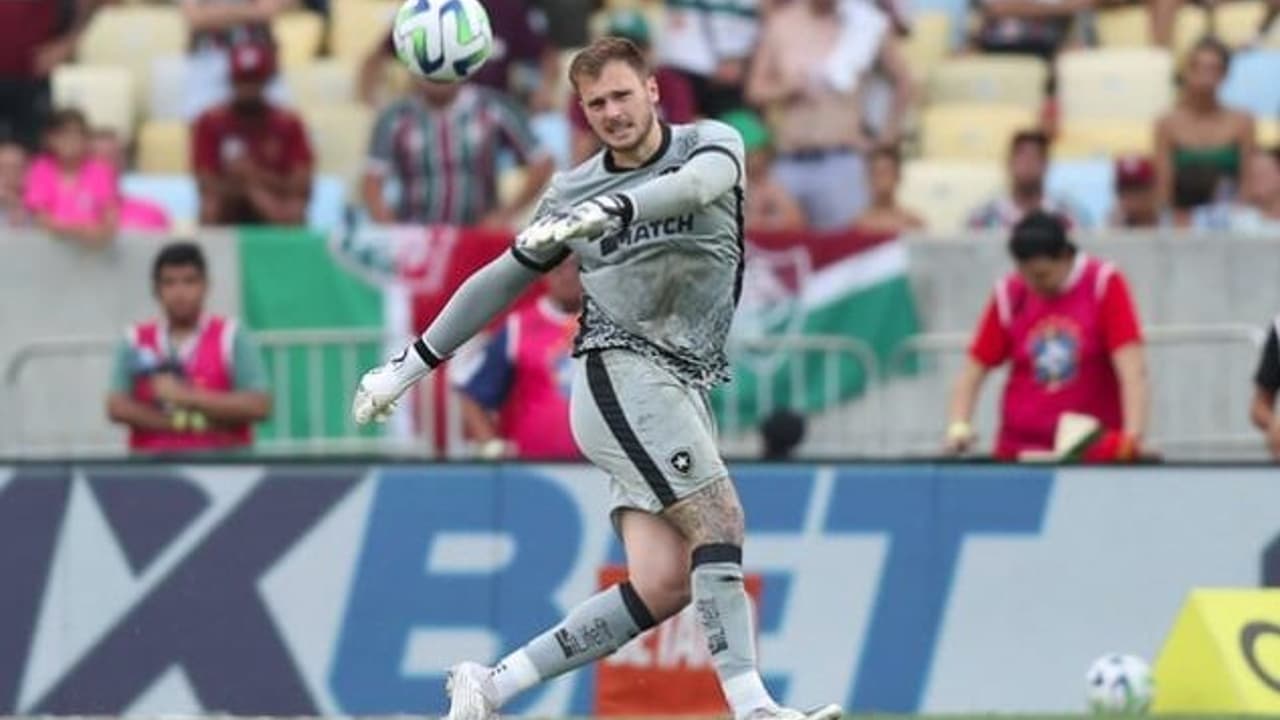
570;349;728;516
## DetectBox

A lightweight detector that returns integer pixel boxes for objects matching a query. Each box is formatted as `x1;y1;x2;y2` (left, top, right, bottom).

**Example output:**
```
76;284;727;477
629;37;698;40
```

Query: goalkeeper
351;35;841;720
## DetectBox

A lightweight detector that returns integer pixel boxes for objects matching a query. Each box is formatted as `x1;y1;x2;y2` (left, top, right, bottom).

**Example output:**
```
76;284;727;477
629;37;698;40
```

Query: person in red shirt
192;42;312;225
945;211;1150;460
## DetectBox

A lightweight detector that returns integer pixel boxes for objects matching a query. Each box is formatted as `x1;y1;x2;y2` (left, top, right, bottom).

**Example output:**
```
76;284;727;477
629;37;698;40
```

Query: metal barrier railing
1;330;418;458
718;335;882;456
882;324;1266;457
1;324;1270;459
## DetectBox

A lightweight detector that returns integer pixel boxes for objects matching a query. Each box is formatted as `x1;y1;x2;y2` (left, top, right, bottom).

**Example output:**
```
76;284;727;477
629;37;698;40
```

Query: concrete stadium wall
1;462;1276;715
2;230;1278;457
906;230;1280;332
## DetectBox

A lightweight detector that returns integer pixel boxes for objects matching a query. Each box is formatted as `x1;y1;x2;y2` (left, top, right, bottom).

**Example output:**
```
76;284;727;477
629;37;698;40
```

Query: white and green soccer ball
1087;653;1155;714
391;0;493;82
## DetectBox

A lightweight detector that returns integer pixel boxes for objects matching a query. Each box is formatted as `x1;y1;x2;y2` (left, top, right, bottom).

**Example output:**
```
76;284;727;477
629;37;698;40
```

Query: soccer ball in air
392;0;493;82
1086;653;1154;714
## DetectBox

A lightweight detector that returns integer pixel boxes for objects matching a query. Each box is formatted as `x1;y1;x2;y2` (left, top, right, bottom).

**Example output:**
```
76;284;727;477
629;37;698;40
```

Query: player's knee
629;566;691;620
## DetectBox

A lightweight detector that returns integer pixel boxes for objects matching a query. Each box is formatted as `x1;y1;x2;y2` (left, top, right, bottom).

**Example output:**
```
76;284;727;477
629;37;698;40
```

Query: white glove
351;345;432;425
516;194;631;250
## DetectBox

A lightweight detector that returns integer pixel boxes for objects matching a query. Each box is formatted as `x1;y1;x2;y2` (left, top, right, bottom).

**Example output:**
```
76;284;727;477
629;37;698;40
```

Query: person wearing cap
945;211;1149;461
1109;154;1159;228
569;11;697;164
192;42;314;225
180;0;291;119
719;108;806;232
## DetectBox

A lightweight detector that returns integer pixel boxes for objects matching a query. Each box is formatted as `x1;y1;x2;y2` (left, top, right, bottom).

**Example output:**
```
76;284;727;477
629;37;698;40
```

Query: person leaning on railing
945;211;1150;461
105;242;272;454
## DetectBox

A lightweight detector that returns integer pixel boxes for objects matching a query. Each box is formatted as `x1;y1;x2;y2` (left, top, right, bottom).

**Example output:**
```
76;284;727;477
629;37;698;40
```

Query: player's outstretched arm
522;126;745;246
350;249;548;424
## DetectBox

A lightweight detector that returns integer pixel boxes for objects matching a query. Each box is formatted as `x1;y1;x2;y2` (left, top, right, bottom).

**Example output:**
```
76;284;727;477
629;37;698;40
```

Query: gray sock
508;581;656;697
691;543;776;718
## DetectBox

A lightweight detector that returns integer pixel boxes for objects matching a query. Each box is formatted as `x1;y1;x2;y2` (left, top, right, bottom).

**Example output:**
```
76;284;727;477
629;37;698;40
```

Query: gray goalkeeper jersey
518;120;746;389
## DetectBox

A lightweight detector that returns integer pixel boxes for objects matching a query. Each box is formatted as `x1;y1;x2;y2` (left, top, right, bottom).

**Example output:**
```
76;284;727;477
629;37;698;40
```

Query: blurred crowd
0;0;1278;246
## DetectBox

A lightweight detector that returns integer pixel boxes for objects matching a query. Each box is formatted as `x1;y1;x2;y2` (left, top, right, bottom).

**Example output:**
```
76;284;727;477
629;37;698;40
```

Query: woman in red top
945;211;1150;460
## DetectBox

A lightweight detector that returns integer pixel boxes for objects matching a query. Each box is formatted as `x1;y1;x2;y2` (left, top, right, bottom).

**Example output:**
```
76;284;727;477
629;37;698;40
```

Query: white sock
488;649;540;708
724;672;777;720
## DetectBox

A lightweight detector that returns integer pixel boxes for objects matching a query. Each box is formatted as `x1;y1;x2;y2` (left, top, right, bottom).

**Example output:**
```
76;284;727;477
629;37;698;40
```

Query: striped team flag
715;228;920;432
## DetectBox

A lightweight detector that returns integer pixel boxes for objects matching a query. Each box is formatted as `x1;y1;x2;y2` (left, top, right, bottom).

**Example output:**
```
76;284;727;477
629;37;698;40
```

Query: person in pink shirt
90;127;171;231
24;108;118;246
452;258;583;460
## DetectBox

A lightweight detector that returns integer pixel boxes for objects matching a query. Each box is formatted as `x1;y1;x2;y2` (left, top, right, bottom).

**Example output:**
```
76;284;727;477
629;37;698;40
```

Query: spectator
106;242;271;454
1167;162;1229;228
363;78;553;227
973;0;1094;58
92;127;171;231
0;138;28;227
180;0;291;119
1225;147;1280;231
452;258;583;460
1251;312;1280;460
358;0;558;110
24;108;118;247
193;43;313;226
656;0;759;117
1108;155;1159;228
721;108;806;232
747;0;913;229
1155;37;1256;209
968;130;1086;230
568;10;697;164
853;146;924;233
945;211;1149;460
0;0;101;150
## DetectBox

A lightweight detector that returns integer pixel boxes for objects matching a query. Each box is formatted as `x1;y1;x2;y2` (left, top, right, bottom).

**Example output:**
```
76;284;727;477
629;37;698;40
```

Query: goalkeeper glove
516;194;632;250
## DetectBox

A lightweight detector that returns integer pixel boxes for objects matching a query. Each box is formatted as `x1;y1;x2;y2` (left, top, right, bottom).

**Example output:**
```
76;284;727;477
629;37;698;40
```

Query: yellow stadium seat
78;6;186;67
285;59;357;108
1173;4;1210;56
329;0;398;60
1095;4;1149;46
78;5;185;108
926;55;1047;110
1094;3;1208;55
903;11;951;82
273;11;326;69
920;103;1038;160
135;121;191;174
1259;119;1280;148
51;65;136;140
498;167;534;227
1053;118;1155;159
1212;0;1267;47
899;160;1003;233
301;103;374;194
1057;47;1174;123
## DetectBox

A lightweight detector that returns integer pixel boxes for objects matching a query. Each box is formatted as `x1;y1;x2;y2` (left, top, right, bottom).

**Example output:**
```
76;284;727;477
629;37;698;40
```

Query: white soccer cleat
445;662;499;720
742;703;843;720
350;351;420;425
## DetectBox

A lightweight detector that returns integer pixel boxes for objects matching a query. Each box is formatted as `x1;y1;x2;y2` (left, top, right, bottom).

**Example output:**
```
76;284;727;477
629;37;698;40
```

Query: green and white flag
715;229;920;431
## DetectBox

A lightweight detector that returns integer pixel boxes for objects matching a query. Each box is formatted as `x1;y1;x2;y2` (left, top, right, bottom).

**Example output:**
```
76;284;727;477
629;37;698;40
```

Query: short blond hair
568;36;650;93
